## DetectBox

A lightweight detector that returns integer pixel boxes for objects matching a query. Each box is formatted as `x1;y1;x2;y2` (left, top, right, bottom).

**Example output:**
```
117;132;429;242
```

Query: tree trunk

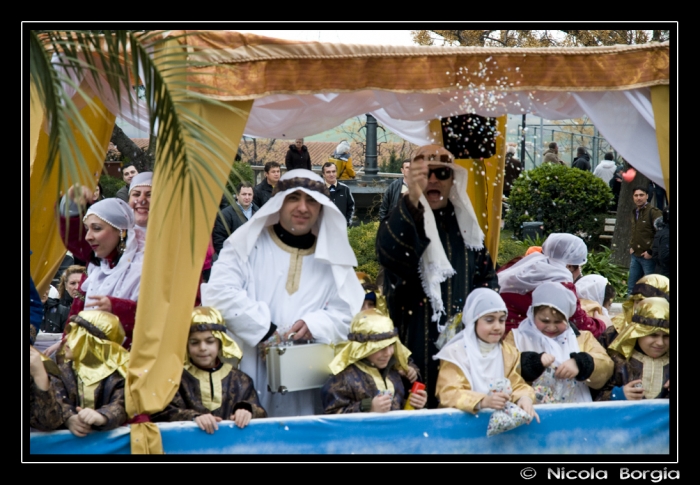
610;168;650;267
110;124;153;172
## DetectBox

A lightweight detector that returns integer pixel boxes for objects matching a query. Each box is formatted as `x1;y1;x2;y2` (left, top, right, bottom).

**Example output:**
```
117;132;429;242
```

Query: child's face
475;311;507;344
366;344;395;370
534;306;569;338
637;331;669;358
188;330;221;369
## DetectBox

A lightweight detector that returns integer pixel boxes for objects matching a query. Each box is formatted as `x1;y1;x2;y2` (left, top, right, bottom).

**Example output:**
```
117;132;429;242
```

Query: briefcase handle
284;332;314;346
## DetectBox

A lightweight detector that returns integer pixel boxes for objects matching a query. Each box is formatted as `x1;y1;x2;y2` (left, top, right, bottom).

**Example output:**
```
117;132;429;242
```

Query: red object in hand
622;168;637;183
404;382;426;410
410;382;426;394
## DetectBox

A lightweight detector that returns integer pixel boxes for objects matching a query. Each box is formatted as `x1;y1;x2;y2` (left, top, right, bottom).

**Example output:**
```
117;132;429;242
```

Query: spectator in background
322;162;355;227
593;152;618;186
285;138;312;171
572;147;591;172
212;181;259;255
648;181;667;210
378;159;410;221
114;163;138;203
542;142;565;166
503;145;523;197
329;140;356;180
652;206;670;278
609;163;625;209
57;265;87;318
42;285;70;334
253;161;281;208
627;186;663;296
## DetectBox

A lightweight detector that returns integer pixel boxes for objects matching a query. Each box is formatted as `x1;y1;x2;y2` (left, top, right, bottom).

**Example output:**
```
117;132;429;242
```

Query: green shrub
505;164;613;249
348;221;380;281
497;235;526;267
582;246;629;303
99;174;126;198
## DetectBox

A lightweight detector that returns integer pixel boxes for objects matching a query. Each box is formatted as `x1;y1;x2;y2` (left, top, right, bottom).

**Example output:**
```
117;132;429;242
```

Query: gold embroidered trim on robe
632;350;669;399
268;226;316;295
184;362;233;411
354;361;395;395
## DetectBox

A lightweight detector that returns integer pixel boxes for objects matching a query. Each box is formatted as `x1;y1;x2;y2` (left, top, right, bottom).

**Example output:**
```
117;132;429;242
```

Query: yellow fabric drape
650;85;671;202
429;117;506;261
124;38;254;455
29;80;115;296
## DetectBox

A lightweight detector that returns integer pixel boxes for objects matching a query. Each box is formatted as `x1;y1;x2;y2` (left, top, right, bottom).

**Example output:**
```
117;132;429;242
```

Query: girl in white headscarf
504;282;613;403
57;192;146;350
497;233;607;339
434;288;538;421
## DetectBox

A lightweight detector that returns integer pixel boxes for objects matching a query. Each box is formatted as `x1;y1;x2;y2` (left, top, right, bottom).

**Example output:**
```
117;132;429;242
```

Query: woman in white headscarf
57;192;145;350
497;233;607;338
504;282;613;403
434;288;538;420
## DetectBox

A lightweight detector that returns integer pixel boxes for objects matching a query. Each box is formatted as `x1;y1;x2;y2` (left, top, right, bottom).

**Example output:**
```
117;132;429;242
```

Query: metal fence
514;122;618;171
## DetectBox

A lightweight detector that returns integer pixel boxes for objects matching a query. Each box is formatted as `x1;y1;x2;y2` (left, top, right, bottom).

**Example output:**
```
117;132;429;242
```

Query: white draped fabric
58;56;665;188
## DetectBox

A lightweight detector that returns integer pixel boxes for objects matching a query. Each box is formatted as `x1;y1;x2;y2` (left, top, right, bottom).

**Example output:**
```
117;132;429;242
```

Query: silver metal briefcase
265;340;334;394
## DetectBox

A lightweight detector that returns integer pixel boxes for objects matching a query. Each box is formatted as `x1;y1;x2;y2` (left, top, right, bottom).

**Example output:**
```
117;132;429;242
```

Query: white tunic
201;226;357;417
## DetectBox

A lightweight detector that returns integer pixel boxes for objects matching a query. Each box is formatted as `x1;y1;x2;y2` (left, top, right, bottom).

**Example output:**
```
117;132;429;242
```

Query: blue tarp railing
29;400;670;455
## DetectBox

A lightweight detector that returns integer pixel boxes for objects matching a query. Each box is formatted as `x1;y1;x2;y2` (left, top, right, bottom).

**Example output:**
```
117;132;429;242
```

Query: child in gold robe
435;288;538;420
595;297;669;401
321;309;426;414
51;310;130;437
152;307;266;433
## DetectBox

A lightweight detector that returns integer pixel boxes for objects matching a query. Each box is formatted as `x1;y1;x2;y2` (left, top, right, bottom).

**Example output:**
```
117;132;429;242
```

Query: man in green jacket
627;186;663;296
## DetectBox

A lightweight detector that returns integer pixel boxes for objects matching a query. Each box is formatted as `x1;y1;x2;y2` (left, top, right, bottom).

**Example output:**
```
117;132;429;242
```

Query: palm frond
31;30;247;252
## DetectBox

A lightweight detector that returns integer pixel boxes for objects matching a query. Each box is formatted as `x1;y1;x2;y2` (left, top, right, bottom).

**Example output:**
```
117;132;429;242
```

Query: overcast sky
233;30;417;46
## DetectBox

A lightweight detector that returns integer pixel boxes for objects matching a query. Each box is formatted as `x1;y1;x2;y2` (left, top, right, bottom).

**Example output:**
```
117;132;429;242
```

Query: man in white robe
201;169;364;417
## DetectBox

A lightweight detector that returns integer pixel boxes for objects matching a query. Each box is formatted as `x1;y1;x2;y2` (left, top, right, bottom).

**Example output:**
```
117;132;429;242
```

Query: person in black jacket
572;147;591;171
652;205;670;277
212;182;259;255
378;159;410;221
285;138;312;171
253;161;281;208
322;162;355;227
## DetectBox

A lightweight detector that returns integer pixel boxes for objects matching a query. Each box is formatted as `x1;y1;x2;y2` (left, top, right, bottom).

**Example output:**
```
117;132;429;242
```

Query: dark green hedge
505;164;613;248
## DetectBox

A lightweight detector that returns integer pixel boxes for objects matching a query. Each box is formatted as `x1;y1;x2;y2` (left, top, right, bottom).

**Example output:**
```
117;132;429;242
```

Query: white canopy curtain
239;88;664;189
85;72;666;189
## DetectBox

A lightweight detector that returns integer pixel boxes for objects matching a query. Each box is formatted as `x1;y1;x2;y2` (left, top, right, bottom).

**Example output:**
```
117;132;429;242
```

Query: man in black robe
376;145;499;408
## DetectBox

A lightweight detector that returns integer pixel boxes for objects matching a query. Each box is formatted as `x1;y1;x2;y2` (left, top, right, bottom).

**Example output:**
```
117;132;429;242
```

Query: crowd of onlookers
28;143;671;441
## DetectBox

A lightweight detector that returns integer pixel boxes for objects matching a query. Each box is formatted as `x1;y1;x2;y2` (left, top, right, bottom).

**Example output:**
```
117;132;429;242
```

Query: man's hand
481;391;509;410
554;358;580;380
404;156;428;207
194;414;222;434
76;406;107;427
284;320;314;341
623;380;645;400
370;393;393;413
642;251;652;260
231;409;252;429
